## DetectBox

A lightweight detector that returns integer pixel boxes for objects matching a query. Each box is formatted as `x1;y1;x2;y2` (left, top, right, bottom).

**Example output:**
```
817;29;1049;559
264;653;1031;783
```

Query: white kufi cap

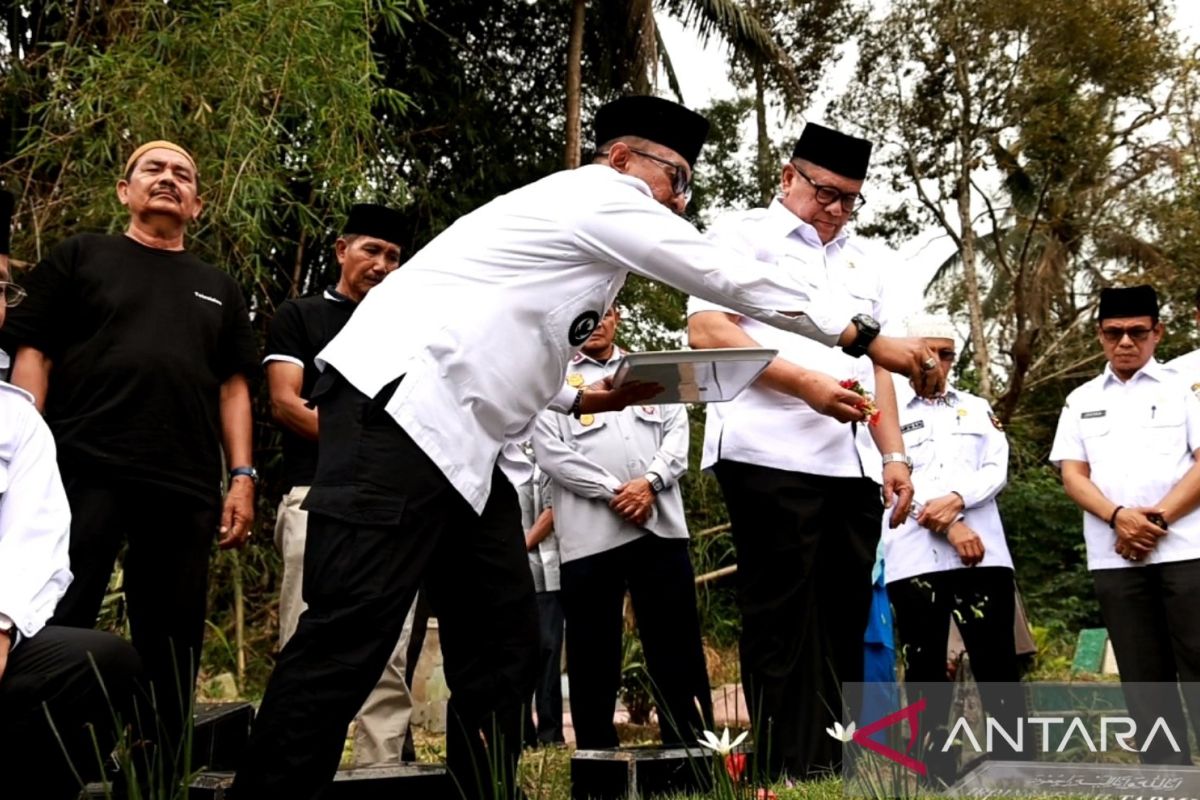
905;313;957;341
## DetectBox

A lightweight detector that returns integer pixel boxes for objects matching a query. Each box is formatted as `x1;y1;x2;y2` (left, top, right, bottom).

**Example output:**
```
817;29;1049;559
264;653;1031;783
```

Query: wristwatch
880;452;913;471
842;313;881;358
645;472;665;494
230;466;259;484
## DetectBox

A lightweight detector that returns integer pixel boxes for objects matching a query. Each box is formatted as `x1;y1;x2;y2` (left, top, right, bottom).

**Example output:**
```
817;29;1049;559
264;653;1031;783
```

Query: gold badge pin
567;373;585;388
579;414;595;426
957;408;968;418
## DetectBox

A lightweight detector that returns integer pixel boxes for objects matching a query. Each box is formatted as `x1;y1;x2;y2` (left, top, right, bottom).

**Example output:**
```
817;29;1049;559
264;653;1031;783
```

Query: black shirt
0;234;258;502
264;289;356;489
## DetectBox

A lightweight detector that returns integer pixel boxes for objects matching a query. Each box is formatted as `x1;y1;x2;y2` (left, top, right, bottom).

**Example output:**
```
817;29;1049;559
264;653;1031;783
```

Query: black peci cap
1099;285;1159;322
343;203;404;247
593;96;710;168
791;123;874;181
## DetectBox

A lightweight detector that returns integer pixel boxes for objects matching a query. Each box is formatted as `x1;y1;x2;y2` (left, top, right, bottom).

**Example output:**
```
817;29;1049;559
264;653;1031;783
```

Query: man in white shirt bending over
233;95;945;800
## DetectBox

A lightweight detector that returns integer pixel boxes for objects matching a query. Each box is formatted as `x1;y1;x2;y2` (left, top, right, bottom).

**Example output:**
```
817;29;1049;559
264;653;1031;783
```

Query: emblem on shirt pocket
568;311;601;346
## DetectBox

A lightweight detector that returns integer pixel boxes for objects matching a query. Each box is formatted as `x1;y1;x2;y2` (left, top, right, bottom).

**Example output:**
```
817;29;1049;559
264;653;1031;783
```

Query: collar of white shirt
572;345;623;370
765;198;851;254
899;378;963;409
1101;358;1171;388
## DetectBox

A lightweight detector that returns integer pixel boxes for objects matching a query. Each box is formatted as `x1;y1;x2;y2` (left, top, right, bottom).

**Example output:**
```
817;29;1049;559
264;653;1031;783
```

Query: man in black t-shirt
264;203;413;766
0;141;259;756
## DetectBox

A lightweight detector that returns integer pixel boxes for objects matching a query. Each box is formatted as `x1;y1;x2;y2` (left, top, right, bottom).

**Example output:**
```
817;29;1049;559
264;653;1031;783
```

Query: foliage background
4;0;1200;702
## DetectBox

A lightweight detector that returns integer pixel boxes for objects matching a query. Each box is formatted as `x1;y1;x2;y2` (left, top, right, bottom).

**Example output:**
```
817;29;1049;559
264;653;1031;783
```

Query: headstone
1074;628;1109;673
570;746;723;800
187;763;454;800
192;702;255;771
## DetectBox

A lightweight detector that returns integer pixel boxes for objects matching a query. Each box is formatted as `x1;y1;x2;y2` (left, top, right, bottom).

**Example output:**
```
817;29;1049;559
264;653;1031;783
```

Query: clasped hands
1112;506;1168;562
918;491;984;566
610;477;655;526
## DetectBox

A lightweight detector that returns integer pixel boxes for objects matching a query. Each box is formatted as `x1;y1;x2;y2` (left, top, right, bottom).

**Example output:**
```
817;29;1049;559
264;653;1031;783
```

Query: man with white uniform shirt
688;123;914;780
885;314;1023;781
233;96;943;800
1051;285;1200;764
1166;287;1200;393
0;194;141;799
534;306;712;750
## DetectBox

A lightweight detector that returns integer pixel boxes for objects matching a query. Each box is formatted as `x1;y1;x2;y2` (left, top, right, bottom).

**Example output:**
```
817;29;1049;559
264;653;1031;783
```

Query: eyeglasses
599;147;692;200
937;349;957;362
0;281;26;306
791;163;866;212
1100;325;1154;343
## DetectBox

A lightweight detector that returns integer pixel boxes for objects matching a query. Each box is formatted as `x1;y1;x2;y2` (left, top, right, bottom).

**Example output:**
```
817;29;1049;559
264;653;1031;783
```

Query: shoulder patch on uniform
568;311;600;346
900;420;924;434
1191;382;1200;400
1080;410;1107;420
988;410;1004;431
0;381;35;406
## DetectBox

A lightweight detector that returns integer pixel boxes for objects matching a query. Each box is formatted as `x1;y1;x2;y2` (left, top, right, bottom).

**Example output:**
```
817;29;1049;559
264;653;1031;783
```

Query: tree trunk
956;172;991;399
753;57;773;205
951;34;992;399
564;0;586;169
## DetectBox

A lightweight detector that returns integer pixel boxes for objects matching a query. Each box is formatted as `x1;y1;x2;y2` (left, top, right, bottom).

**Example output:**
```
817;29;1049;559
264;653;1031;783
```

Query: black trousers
888;567;1025;761
713;460;880;780
232;373;538;800
49;472;218;758
1093;559;1200;765
560;534;714;750
524;590;565;745
1;626;142;800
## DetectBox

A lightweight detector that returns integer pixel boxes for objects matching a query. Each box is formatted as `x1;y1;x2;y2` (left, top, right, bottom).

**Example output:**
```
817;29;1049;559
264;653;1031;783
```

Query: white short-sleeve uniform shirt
1050;360;1200;571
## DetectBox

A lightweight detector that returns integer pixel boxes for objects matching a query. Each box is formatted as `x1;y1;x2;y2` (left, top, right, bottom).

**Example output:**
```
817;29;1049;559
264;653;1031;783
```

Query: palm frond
655;24;684;102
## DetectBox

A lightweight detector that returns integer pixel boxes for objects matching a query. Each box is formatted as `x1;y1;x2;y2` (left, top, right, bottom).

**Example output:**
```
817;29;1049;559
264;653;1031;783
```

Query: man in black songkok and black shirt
263;203;411;766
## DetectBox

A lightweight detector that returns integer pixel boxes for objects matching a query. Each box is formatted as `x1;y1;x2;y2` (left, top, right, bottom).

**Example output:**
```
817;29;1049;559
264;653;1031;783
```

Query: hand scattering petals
839;380;880;426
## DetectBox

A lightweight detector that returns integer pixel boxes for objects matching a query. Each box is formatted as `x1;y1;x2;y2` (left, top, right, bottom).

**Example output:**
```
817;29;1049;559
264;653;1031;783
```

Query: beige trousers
275;486;416;766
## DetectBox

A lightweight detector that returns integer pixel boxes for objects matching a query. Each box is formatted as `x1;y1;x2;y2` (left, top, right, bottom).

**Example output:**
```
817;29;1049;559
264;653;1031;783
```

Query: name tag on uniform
900;420;924;434
1080;410;1107;419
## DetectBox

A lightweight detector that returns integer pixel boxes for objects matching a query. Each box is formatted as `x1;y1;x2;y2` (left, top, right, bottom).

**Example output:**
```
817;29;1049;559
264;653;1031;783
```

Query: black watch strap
842;314;881;359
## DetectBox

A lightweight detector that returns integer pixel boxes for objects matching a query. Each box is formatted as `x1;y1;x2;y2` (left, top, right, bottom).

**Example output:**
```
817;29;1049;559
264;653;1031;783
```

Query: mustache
150;182;181;200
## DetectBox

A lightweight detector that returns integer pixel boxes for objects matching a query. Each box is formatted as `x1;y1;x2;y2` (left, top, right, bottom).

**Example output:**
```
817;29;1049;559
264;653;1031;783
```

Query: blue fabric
861;554;899;741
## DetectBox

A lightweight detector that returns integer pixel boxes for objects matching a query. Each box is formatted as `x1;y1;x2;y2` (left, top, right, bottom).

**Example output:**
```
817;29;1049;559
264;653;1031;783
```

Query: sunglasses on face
1100;325;1154;343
